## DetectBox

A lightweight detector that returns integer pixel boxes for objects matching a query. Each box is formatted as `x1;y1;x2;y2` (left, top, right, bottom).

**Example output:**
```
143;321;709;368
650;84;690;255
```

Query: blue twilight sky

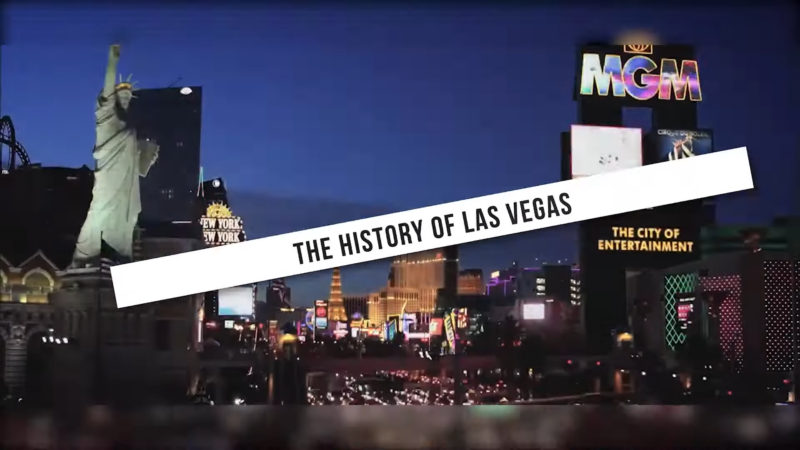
1;5;796;305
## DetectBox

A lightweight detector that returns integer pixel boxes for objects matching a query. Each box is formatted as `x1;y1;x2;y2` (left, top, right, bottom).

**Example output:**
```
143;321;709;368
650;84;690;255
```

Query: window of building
155;320;171;351
160;188;175;199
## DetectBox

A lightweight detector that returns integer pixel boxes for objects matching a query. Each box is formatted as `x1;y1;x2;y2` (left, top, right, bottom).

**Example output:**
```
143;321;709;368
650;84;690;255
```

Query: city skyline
1;5;794;303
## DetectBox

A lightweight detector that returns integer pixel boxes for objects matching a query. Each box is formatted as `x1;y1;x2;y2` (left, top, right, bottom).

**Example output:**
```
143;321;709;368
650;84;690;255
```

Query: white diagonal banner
112;147;753;308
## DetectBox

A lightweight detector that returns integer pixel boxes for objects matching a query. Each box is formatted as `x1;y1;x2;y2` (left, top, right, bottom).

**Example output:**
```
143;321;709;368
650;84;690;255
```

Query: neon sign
579;50;702;102
598;227;695;253
200;202;245;246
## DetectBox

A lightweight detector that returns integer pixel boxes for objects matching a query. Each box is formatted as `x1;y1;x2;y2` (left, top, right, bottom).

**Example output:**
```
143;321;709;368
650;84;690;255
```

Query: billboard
444;314;456;353
401;313;417;334
523;303;545;320
676;293;696;333
304;310;315;331
578;44;702;104
386;319;398;341
456;308;468;329
314;300;329;330
653;129;713;163
429;318;444;336
570;125;642;179
200;202;246;246
266;279;291;308
218;286;255;317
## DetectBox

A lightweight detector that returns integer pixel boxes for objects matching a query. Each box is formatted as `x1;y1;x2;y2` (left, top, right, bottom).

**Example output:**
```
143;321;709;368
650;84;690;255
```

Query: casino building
457;269;484;295
629;220;800;377
0;163;205;402
366;247;459;326
0;111;206;403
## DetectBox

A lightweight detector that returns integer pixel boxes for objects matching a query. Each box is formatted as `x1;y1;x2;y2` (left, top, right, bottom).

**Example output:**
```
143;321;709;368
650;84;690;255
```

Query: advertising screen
444;314;456;353
653;129;713;163
304;310;315;331
676;293;696;332
570;125;642;179
400;313;417;334
314;300;329;330
386;320;397;341
429;318;444;336
218;286;255;317
456;308;468;329
523;303;545;320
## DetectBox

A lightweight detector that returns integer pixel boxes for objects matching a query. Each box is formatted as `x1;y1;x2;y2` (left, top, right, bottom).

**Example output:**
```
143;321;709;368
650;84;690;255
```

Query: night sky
1;6;795;305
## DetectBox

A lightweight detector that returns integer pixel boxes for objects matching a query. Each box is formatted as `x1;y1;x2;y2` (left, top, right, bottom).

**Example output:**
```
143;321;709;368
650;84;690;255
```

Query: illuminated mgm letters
579;51;702;102
200;202;245;246
598;226;694;253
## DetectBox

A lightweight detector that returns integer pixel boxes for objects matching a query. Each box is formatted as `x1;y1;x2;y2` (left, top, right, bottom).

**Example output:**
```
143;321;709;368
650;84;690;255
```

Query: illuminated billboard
429;318;443;336
523;303;545;321
653;129;713;163
200;202;246;246
456;308;468;329
304;310;315;331
676;293;696;333
581;203;704;272
266;279;291;308
570;125;642;179
401;313;416;334
386;319;397;341
444;314;456;353
314;300;329;330
597;226;695;253
218;286;255;317
578;45;702;103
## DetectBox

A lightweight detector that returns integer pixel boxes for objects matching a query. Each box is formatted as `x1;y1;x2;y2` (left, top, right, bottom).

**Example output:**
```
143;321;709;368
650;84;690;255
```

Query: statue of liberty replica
72;44;159;267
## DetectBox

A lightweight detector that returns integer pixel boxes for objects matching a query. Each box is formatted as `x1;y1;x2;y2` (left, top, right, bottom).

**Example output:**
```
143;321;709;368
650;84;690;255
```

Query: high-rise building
367;288;419;325
130;87;203;223
458;269;484;295
390;247;459;313
1;165;94;268
342;295;368;320
328;268;347;322
486;261;520;298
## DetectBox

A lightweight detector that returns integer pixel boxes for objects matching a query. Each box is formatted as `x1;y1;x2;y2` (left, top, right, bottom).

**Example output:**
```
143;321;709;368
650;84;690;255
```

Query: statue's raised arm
103;44;121;98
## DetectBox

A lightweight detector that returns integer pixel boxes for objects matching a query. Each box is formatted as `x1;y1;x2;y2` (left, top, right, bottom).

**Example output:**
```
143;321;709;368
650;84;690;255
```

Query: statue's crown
116;73;138;93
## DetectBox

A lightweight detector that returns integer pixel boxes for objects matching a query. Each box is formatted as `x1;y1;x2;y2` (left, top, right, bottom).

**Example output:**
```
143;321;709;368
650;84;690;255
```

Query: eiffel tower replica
327;268;347;323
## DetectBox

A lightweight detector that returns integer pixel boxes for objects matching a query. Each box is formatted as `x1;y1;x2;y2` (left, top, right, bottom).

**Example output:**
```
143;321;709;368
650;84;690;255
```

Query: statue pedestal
52;260;167;408
50;259;127;408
